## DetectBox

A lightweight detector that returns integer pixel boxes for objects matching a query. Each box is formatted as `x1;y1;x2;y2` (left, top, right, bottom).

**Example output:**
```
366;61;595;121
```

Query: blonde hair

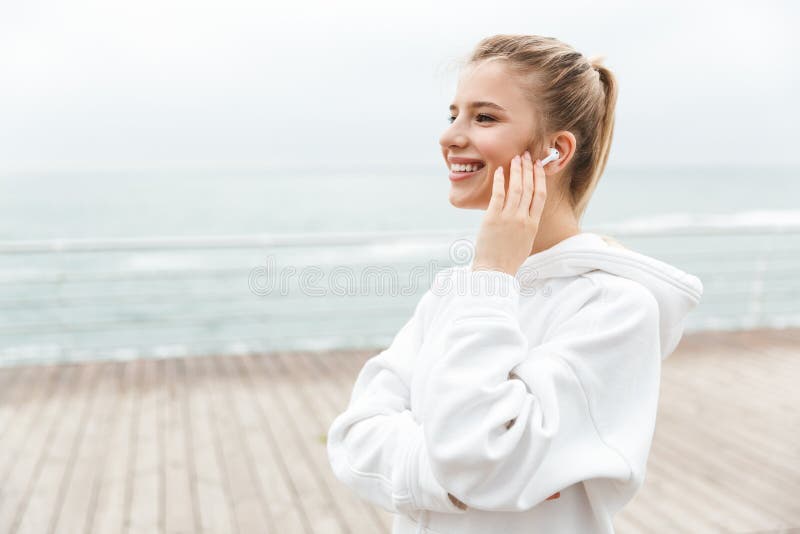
465;34;618;224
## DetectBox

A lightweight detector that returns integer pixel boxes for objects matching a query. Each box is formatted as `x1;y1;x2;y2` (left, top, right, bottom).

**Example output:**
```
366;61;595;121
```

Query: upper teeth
452;163;482;172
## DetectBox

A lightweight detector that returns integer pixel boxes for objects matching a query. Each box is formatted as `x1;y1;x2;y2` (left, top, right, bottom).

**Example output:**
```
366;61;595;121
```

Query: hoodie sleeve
326;289;469;516
421;267;662;512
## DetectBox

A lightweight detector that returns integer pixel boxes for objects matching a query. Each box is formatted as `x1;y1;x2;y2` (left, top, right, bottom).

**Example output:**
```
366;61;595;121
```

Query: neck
529;202;581;256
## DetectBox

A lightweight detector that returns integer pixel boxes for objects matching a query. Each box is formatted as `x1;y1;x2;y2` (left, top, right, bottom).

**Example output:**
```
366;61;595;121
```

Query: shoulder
582;271;659;319
539;273;658;339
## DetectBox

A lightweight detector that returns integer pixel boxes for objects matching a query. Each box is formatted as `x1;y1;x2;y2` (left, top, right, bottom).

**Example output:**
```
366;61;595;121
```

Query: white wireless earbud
540;148;560;166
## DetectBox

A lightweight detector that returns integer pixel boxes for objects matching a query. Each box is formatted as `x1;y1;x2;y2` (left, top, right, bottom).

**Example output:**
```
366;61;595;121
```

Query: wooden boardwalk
0;328;798;534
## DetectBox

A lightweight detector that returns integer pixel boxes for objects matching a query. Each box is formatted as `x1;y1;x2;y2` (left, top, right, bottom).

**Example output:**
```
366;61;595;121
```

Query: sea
1;163;799;366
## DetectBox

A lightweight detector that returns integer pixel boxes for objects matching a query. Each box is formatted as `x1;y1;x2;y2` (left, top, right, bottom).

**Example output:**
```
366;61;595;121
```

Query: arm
422;268;662;512
326;288;468;515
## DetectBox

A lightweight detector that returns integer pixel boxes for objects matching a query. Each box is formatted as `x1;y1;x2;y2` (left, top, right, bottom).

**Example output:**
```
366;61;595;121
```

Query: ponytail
573;55;618;221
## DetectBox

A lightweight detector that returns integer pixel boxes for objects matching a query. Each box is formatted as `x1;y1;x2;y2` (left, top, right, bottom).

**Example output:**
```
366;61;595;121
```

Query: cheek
475;132;519;170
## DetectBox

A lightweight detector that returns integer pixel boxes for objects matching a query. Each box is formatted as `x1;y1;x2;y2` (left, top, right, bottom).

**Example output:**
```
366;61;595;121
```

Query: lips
447;156;486;182
448;156;485;172
449;165;485;182
450;162;485;172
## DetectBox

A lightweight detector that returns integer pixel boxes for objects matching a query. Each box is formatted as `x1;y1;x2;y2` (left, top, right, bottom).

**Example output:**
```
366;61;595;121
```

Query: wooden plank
0;364;75;532
239;353;341;533
612;469;707;534
652;409;799;526
51;361;123;534
88;360;141;534
0;327;796;534
127;358;162;534
0;365;36;438
212;354;275;533
294;350;391;532
663;348;800;469
275;350;384;533
14;361;103;534
613;509;652;534
681;342;798;404
638;441;773;530
163;357;198;534
184;355;236;534
308;350;394;533
646;435;787;531
0;365;55;480
204;354;270;533
0;364;20;399
658;380;800;483
225;354;309;534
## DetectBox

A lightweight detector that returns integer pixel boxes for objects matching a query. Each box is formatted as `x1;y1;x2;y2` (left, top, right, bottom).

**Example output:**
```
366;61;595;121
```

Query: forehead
452;59;530;111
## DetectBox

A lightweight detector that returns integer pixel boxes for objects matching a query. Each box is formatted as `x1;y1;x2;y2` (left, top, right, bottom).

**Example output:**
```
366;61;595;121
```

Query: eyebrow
449;101;508;112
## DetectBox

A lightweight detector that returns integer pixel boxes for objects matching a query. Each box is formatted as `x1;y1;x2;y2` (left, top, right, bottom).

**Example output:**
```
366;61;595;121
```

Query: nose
439;119;468;151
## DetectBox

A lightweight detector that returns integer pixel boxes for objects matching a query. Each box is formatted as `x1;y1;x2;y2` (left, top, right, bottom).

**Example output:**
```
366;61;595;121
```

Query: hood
470;231;704;360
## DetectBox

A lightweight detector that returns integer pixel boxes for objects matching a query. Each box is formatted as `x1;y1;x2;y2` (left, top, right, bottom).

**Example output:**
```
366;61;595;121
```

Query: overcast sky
0;0;797;171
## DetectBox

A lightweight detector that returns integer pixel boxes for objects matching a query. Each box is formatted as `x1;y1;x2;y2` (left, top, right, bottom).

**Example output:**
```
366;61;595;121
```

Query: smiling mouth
449;162;486;173
449;164;485;181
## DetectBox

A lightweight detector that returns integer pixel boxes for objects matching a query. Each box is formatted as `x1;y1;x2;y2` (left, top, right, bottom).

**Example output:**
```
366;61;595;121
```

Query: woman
327;34;704;533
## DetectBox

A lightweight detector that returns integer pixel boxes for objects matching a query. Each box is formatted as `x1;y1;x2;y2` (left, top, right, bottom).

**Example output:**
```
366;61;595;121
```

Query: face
439;59;540;209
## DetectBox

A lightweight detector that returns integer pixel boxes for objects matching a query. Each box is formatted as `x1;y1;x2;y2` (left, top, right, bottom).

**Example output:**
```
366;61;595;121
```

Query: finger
518;150;534;217
505;155;522;213
529;158;548;221
488;165;505;214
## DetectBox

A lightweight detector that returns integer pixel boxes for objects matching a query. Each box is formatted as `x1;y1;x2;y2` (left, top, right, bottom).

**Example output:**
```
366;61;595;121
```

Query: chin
448;190;485;210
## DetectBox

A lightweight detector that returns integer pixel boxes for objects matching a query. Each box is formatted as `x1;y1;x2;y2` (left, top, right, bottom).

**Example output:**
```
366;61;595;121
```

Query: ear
548;131;577;173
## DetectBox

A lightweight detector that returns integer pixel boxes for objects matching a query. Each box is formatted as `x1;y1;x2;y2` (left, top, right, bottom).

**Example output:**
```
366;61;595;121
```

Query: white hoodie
326;231;704;534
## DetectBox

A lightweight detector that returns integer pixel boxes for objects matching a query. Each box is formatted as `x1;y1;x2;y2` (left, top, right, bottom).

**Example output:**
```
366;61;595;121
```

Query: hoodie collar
470;231;704;360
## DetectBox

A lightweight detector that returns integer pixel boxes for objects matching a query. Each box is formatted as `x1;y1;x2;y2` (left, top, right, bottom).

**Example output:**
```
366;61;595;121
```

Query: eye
447;114;496;124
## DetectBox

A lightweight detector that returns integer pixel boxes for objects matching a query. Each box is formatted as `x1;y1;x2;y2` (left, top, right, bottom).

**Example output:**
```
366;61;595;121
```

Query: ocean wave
607;210;800;231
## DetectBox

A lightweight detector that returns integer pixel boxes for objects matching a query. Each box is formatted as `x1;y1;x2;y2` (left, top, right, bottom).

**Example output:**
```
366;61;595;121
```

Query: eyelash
447;114;495;124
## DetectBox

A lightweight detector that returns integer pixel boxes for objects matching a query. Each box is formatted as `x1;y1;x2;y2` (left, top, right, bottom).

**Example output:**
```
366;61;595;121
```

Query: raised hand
471;150;547;276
